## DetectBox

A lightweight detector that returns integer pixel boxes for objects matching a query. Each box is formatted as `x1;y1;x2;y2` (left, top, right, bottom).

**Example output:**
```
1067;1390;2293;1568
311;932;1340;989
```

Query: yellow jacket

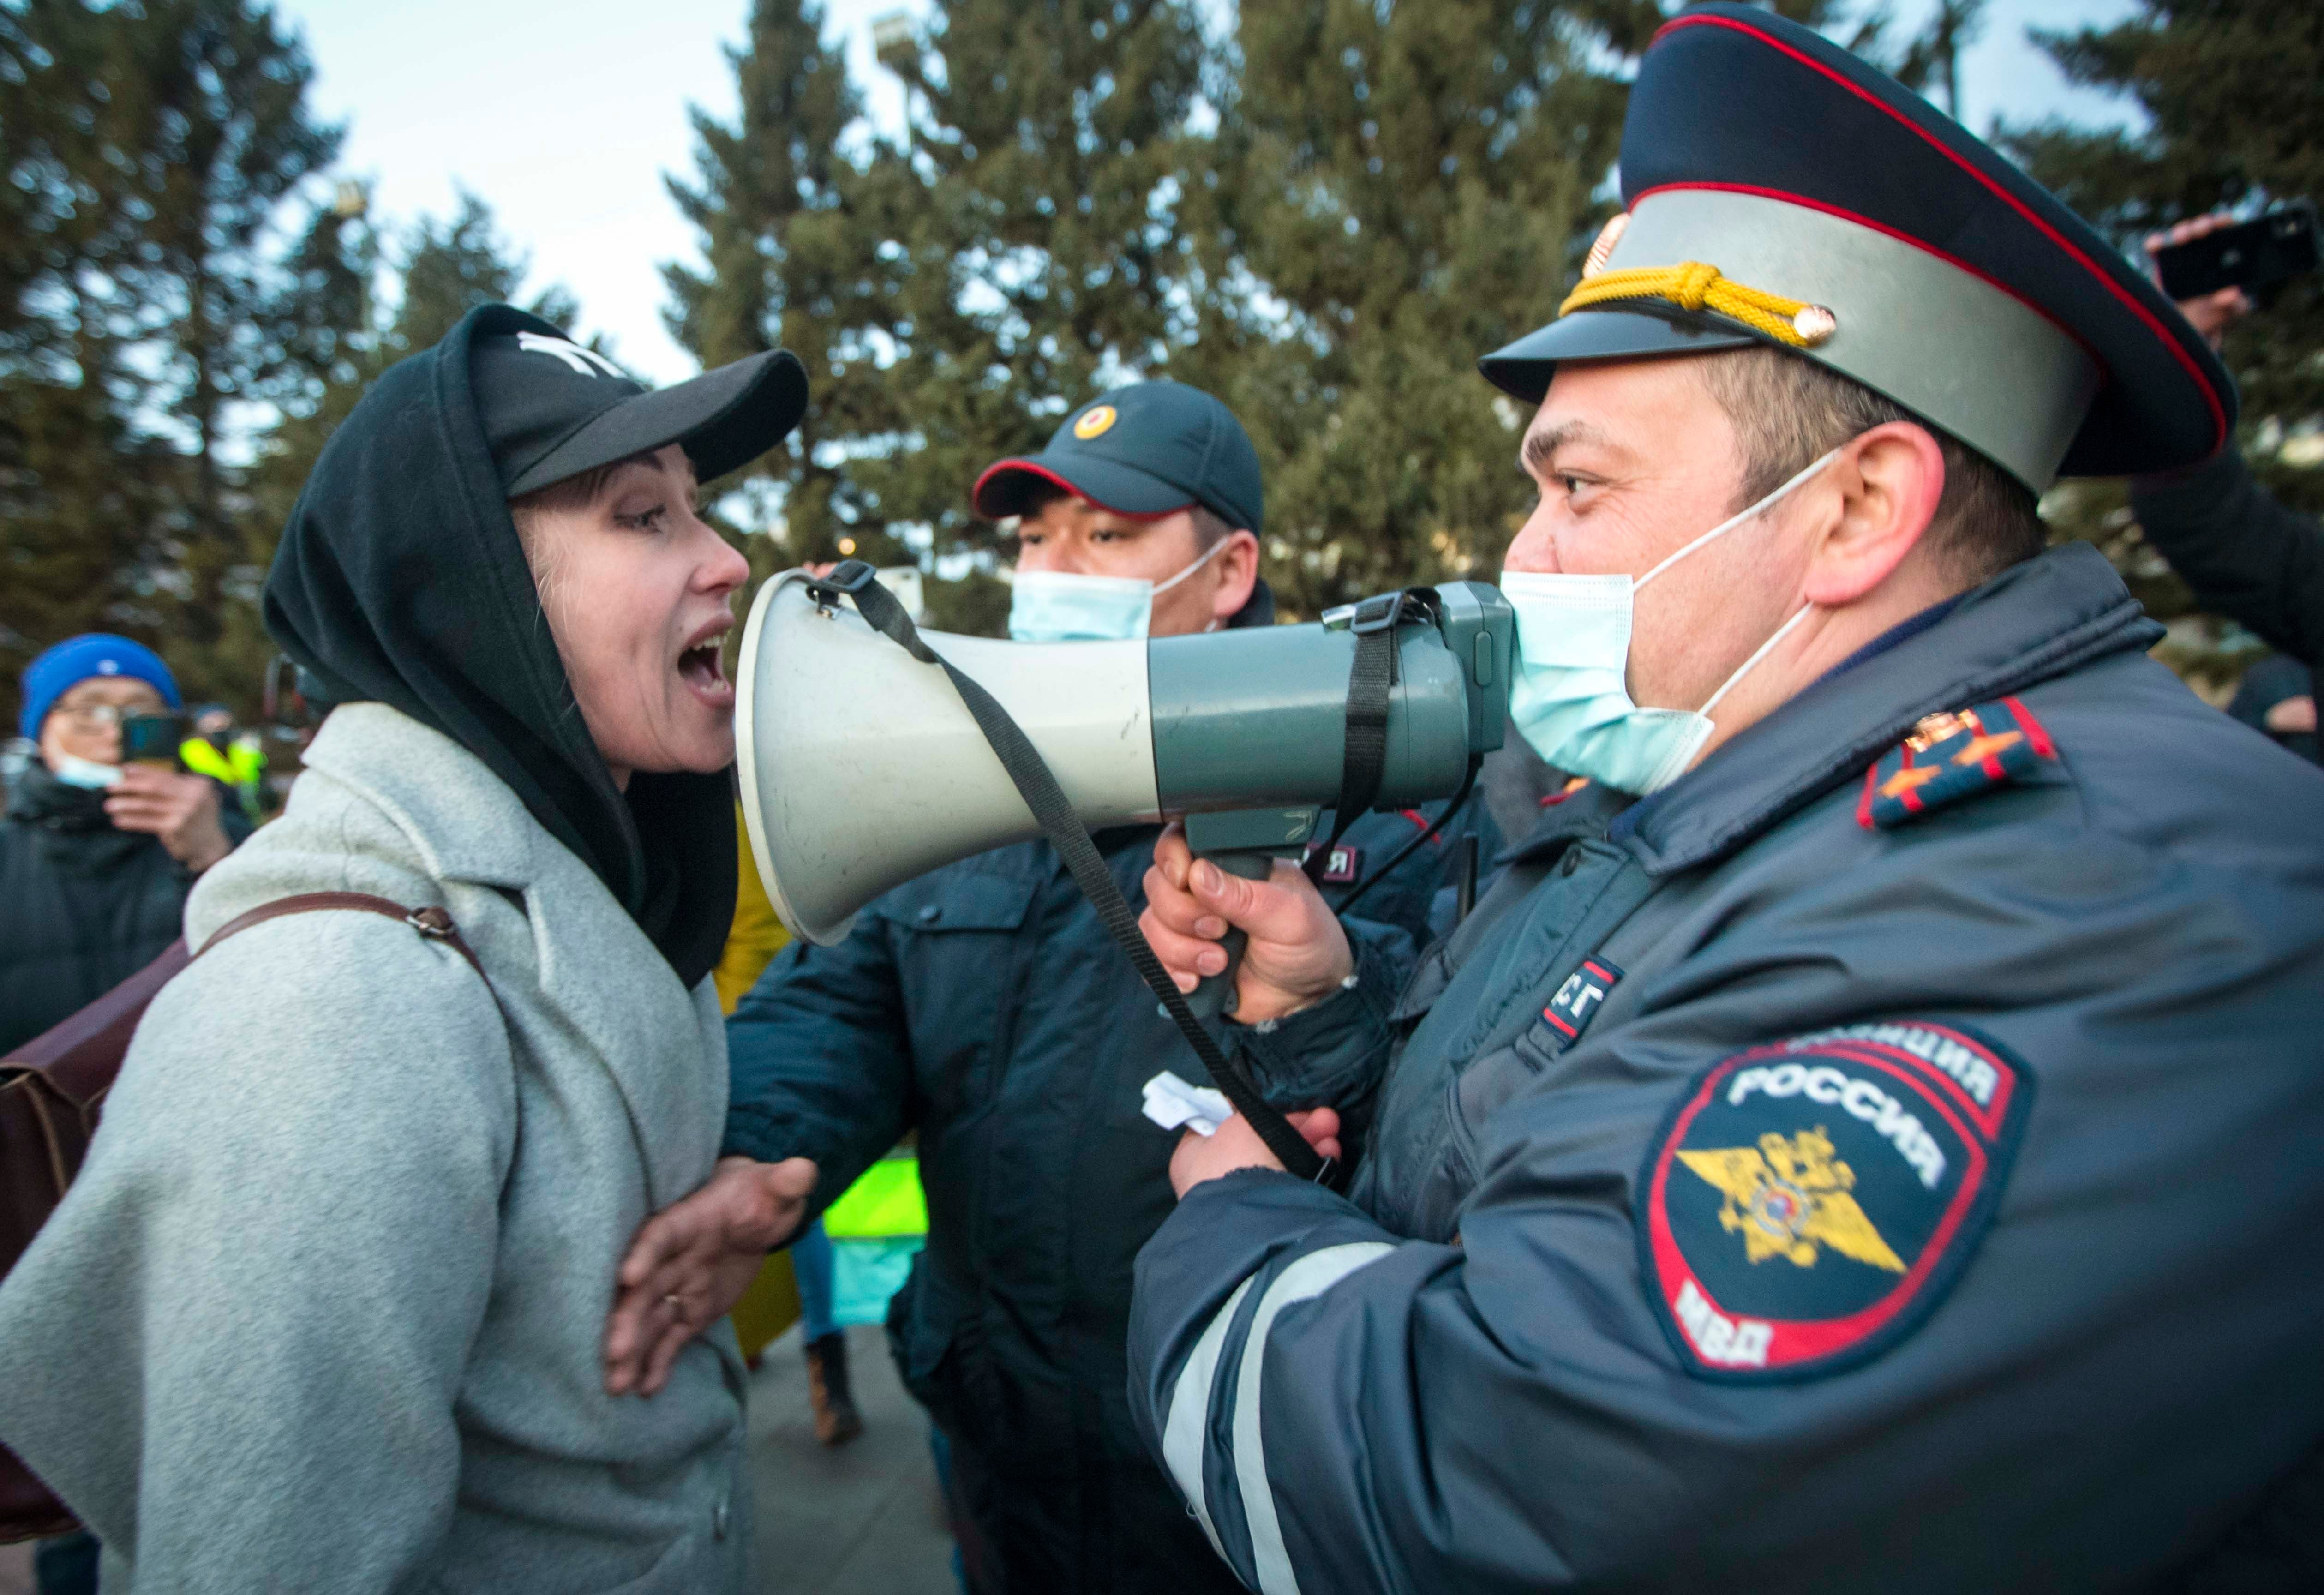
713;801;791;1015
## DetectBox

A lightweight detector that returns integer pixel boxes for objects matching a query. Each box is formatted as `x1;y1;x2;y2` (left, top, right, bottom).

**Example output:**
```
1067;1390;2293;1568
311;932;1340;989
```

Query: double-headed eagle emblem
1678;1127;1906;1273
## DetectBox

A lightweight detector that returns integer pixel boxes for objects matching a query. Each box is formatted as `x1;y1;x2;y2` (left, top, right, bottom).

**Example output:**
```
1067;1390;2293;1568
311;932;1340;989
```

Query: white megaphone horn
734;568;1513;946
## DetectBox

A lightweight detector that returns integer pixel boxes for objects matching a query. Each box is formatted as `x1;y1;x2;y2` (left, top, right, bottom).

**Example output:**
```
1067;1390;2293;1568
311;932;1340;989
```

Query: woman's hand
603;1154;817;1397
1140;823;1354;1025
106;766;232;872
1169;1107;1342;1198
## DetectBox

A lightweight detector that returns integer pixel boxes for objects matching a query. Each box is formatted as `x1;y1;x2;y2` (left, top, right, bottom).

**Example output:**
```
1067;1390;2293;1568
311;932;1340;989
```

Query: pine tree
858;0;1208;525
0;0;359;728
662;0;912;606
668;0;1211;634
1168;0;1653;615
251;192;583;582
2002;0;2324;697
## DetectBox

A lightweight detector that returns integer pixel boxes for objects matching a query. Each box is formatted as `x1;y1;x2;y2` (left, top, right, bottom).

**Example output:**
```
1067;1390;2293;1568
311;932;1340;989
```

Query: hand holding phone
2146;207;2320;347
104;763;232;871
2151;204;2319;301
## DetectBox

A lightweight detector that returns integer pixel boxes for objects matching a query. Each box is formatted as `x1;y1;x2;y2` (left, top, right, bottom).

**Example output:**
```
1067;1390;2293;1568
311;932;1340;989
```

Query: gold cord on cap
1560;260;1838;348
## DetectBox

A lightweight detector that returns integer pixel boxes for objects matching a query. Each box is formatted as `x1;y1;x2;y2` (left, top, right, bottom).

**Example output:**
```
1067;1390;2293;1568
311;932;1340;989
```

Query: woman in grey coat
0;305;810;1593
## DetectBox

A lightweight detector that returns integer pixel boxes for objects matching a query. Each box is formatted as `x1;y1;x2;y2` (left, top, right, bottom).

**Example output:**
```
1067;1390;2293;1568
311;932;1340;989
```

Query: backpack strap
198;892;485;981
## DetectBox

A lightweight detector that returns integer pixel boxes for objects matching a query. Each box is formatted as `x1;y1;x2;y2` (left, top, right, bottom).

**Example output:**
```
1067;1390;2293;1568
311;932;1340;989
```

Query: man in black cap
1125;9;2324;1591
604;380;1492;1595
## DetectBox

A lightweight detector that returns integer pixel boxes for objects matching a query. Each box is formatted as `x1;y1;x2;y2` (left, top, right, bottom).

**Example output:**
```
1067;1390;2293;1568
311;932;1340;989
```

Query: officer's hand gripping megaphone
733;565;1514;975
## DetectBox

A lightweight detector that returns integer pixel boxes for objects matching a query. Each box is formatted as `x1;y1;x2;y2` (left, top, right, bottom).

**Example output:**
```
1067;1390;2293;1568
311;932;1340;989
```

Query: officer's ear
1800;421;1947;609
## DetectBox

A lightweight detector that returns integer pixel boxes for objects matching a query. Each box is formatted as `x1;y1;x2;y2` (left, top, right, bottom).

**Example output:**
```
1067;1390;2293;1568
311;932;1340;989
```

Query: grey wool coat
0;702;752;1593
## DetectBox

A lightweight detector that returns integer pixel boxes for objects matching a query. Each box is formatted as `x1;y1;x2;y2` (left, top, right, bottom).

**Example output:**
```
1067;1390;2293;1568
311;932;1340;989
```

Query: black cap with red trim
1476;3;2234;490
973;380;1264;534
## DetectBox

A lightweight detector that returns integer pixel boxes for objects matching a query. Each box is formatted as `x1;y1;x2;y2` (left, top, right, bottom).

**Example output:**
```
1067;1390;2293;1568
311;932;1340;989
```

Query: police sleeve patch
1637;1021;2033;1381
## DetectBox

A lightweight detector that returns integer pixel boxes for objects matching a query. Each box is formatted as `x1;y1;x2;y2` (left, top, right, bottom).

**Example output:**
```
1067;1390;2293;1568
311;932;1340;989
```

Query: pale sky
282;0;2144;387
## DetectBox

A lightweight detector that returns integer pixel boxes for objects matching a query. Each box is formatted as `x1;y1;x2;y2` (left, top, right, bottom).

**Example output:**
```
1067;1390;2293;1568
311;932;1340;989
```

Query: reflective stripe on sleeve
1232;1242;1396;1595
1162;1273;1259;1560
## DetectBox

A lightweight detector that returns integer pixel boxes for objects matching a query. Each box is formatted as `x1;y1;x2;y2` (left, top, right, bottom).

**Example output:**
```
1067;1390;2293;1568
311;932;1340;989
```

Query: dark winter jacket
722;794;1493;1595
0;765;250;1053
1129;541;2324;1594
2132;445;2324;672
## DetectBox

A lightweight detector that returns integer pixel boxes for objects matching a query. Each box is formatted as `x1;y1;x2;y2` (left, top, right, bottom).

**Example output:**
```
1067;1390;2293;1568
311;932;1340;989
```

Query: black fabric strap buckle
804;559;879;606
1304;586;1433;891
1349;590;1408;638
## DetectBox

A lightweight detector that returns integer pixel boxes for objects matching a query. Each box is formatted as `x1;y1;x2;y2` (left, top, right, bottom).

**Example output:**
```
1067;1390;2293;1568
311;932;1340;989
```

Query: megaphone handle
1183;849;1277;1022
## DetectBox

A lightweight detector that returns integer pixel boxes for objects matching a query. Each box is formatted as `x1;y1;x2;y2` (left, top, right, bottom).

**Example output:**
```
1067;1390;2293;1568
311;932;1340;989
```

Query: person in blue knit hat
3;634;246;1054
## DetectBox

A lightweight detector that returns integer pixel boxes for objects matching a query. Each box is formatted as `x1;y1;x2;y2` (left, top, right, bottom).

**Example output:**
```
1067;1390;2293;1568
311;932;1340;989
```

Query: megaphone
734;568;1513;946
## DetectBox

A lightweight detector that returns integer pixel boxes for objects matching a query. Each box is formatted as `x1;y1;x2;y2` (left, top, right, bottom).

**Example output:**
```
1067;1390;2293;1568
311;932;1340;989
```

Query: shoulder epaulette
1857;696;2058;830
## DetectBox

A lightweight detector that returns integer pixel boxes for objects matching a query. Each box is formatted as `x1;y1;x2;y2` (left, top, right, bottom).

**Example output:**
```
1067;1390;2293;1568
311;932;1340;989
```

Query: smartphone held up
2155;203;2322;302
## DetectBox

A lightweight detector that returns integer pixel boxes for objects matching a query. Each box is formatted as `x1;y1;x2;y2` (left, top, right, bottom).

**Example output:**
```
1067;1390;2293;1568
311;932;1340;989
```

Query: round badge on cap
971;379;1264;534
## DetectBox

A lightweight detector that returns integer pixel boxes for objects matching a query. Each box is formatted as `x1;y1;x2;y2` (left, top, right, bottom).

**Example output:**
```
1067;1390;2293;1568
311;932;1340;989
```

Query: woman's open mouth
676;623;735;708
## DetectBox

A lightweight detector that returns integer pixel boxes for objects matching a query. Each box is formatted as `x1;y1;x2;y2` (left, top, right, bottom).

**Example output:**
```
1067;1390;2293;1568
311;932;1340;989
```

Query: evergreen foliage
2004;0;2323;696
668;0;1212;634
1;0;357;729
668;0;1649;629
664;0;1991;628
6;0;2312;730
1170;0;1653;614
249;192;585;588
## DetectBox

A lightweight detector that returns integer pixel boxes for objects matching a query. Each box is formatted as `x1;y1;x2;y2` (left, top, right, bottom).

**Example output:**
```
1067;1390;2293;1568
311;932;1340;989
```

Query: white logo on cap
516;331;625;378
97;660;120;674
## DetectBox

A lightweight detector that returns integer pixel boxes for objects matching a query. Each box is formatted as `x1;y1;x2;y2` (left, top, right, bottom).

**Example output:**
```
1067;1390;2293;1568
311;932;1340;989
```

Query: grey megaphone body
734;569;1514;949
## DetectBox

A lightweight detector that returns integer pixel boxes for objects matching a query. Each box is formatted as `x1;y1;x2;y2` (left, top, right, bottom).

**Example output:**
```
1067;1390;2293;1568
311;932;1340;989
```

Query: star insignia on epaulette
1857;696;2058;830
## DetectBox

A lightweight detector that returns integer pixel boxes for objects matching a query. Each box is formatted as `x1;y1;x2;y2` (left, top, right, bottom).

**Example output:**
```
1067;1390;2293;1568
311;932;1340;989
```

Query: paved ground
0;1322;957;1595
747;1322;959;1594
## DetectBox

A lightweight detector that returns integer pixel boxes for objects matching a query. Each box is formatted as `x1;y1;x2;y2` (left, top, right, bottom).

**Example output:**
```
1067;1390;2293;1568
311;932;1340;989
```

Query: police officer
1128;11;2324;1591
602;382;1494;1595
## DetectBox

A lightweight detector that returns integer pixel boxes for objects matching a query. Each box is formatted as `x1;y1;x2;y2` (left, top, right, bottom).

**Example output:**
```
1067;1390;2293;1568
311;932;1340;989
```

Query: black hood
262;304;736;989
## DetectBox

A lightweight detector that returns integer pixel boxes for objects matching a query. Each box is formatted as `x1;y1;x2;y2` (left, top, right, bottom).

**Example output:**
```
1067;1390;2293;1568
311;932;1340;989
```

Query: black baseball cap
472;316;809;497
972;379;1264;534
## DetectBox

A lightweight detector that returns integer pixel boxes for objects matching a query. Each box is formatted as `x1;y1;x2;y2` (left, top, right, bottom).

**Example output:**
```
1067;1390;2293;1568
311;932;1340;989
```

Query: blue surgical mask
1008;534;1234;643
51;752;125;789
1501;449;1837;795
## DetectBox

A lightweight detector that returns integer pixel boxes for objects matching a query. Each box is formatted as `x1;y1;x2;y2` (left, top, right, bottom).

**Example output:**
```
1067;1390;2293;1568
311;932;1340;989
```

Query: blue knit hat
18;634;181;740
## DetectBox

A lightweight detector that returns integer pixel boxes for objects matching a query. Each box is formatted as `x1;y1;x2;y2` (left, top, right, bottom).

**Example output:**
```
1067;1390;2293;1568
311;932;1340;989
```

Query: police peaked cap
1478;3;2235;491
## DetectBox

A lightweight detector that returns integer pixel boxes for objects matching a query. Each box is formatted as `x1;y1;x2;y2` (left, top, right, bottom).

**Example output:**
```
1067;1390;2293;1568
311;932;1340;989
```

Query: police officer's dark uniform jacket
721;577;1494;1595
1124;11;2324;1593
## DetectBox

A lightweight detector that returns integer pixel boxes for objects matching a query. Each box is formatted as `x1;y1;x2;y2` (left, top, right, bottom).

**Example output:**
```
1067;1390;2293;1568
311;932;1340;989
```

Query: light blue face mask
50;752;124;790
1007;534;1234;642
1502;449;1838;795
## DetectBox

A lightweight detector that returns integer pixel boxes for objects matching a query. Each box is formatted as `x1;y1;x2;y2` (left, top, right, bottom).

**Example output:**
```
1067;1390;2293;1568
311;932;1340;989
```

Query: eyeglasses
50;702;165;729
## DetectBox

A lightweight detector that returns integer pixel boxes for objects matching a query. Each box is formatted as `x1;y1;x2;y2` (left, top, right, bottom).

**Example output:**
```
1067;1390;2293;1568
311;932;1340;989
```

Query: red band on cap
970;459;1192;523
